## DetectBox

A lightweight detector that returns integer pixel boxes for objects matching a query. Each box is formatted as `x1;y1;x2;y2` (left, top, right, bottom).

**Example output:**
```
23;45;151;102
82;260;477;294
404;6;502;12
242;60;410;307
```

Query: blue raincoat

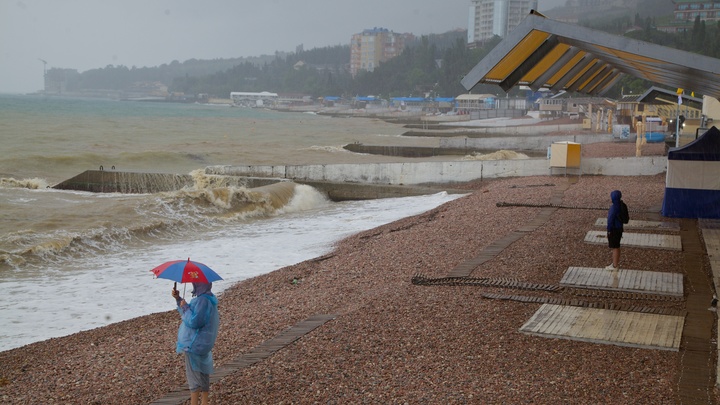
176;282;219;374
607;190;624;232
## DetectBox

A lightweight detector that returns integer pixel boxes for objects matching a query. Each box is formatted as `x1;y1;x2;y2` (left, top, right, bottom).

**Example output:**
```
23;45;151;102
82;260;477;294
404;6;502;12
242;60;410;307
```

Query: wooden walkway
677;219;715;403
584;230;682;250
520;304;685;351
594;218;680;231
697;219;720;392
560;266;684;296
701;220;720;295
447;183;569;278
149;314;337;405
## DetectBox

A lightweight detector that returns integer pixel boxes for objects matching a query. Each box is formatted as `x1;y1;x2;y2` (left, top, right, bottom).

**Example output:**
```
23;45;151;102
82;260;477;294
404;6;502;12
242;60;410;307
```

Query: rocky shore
1;142;714;404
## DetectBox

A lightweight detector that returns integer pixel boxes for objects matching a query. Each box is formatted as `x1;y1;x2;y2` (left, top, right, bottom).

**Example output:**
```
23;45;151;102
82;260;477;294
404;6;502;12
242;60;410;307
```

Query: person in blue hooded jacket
605;190;624;270
172;282;219;405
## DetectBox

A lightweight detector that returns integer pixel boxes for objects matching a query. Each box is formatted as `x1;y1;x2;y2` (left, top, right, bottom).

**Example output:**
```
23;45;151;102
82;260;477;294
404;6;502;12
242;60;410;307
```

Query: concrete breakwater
404;123;587;137
343;143;545;159
51;170;463;201
343;133;613;159
439;132;616;151
51;170;282;194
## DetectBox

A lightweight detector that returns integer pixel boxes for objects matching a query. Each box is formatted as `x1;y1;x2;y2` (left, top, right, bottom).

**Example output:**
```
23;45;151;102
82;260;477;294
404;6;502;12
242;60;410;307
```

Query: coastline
3;139;713;402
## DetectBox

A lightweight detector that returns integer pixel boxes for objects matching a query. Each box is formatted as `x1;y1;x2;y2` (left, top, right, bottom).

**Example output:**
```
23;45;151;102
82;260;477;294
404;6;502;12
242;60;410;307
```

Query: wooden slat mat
520;304;684;351
584;230;682;250
560;266;683;296
594;218;680;231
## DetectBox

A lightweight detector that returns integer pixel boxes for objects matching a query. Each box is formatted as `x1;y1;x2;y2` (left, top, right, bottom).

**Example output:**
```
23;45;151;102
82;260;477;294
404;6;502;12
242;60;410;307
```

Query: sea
0;94;464;352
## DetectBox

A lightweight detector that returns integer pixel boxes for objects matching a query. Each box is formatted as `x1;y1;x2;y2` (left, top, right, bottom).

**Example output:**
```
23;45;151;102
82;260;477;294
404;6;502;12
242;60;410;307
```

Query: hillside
545;0;674;25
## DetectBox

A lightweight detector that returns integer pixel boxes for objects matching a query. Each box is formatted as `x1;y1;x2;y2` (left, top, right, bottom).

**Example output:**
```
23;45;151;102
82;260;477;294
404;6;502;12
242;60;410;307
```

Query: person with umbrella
153;259;221;405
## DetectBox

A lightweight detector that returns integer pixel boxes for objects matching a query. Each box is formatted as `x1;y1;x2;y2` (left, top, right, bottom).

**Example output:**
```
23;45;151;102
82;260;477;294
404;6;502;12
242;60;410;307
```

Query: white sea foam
302;145;350;153
0;177;49;189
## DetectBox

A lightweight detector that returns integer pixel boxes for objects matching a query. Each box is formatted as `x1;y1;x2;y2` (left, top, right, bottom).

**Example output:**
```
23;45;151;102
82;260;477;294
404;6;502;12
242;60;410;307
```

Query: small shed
549;141;581;175
661;126;720;218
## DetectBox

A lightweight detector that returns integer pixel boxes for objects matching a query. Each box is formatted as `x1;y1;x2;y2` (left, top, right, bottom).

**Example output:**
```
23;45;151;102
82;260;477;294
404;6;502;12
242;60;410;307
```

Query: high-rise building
467;0;538;45
350;28;413;77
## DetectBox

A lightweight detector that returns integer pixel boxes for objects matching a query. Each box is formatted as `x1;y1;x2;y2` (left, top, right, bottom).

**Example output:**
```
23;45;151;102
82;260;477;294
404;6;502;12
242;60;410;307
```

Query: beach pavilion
460;10;720;101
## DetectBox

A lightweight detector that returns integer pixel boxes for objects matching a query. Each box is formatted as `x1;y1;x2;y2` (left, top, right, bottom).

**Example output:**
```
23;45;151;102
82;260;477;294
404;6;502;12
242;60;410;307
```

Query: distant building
673;0;720;22
658;1;720;33
350;28;413;77
44;68;77;94
467;0;538;45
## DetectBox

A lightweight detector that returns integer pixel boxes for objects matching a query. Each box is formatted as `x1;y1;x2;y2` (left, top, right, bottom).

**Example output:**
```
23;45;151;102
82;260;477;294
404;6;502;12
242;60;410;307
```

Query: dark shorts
608;229;622;248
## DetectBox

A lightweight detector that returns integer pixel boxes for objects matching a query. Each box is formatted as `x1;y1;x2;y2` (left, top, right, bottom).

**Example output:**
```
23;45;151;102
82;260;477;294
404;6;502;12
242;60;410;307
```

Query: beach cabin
353;96;386;109
456;94;496;115
661;126;720;218
390;97;430;112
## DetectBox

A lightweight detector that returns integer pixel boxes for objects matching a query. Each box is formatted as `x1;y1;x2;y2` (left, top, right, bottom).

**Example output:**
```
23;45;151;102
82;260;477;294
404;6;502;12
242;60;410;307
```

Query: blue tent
662;126;720;218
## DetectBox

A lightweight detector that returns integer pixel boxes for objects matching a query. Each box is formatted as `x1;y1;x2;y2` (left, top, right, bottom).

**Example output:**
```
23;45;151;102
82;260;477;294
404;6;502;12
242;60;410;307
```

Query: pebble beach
1;141;715;404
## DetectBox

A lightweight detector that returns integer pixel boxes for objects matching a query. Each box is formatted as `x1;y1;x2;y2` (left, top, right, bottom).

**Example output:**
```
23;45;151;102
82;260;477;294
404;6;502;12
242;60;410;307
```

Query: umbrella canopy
150;258;223;283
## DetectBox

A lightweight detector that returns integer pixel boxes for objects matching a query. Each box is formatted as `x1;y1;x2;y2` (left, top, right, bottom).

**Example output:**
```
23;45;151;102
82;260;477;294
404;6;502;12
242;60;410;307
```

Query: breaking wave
0;178;329;272
0;177;49;190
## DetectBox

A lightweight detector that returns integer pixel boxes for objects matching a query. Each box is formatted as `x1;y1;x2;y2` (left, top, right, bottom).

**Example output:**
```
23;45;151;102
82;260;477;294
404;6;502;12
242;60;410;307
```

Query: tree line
57;16;720;100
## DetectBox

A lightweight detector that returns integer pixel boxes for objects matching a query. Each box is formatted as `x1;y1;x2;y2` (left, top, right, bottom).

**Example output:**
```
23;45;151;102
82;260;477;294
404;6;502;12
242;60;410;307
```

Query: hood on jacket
611;190;622;204
191;282;212;297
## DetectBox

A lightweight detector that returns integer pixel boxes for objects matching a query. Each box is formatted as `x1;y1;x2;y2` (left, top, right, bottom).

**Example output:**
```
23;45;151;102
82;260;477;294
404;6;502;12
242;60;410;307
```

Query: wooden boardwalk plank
584;231;682;251
594;218;680;231
520;304;685;351
559;267;683;296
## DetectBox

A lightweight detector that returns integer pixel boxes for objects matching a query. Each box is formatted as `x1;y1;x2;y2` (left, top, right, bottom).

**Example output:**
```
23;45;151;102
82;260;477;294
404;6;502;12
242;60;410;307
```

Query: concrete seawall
53;156;667;200
206;156;667;186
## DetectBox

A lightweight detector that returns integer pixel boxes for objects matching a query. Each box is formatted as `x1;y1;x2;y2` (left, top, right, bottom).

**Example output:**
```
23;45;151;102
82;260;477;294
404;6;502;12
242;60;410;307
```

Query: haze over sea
0;94;462;352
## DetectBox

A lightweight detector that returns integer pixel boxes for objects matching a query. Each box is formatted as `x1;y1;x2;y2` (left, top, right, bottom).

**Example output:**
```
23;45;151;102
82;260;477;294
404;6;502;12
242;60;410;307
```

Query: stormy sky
0;0;565;93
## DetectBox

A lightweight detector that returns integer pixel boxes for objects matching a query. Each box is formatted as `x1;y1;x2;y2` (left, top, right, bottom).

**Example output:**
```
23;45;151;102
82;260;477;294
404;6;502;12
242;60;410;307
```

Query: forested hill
52;15;720;100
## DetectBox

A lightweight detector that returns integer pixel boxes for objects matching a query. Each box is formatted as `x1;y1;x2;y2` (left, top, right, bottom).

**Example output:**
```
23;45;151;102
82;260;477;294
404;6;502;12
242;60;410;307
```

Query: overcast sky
0;0;564;93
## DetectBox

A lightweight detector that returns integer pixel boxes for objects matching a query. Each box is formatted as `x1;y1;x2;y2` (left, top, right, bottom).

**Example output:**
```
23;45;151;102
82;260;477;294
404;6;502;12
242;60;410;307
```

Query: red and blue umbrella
150;258;223;284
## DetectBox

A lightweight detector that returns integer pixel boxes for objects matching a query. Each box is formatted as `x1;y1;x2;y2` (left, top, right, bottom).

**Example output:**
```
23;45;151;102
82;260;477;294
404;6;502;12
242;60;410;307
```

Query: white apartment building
467;0;538;44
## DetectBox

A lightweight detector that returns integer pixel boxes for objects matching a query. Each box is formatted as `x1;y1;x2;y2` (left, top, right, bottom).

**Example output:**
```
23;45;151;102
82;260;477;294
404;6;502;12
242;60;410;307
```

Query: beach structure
657;0;720;33
460;11;720;100
662;126;720;218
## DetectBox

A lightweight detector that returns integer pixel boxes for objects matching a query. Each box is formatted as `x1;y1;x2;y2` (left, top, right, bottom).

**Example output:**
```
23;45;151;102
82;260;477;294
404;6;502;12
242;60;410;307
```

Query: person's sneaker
605;264;617;270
